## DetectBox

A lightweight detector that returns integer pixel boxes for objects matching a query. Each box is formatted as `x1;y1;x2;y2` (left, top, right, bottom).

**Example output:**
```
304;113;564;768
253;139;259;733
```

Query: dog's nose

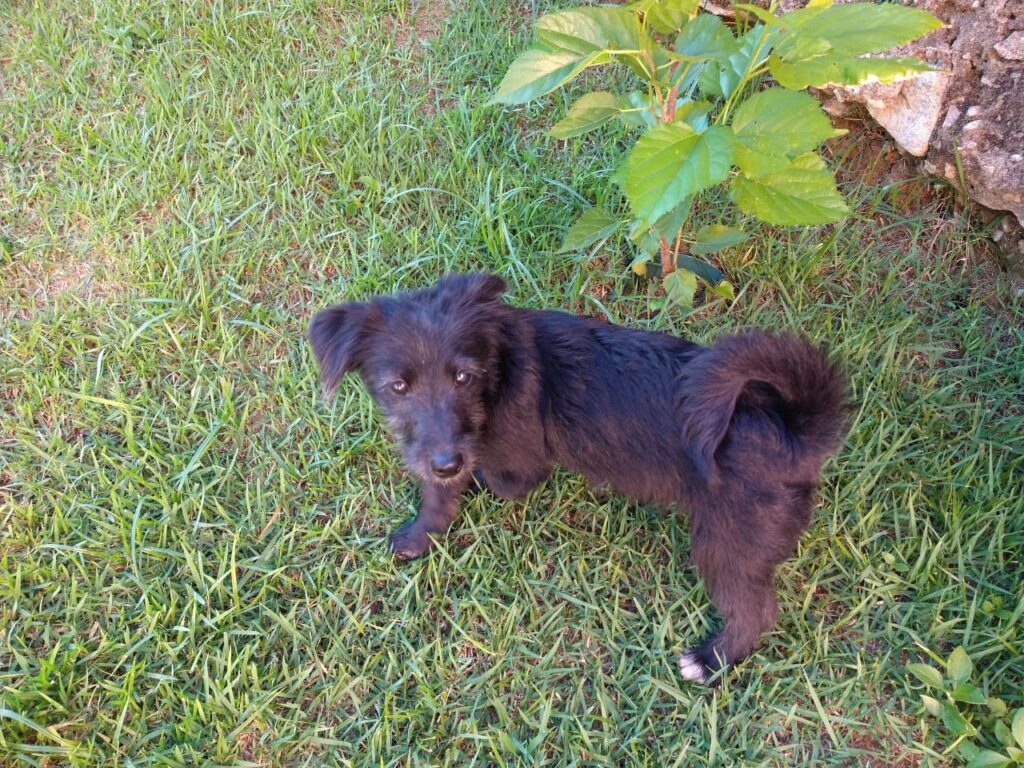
430;452;464;479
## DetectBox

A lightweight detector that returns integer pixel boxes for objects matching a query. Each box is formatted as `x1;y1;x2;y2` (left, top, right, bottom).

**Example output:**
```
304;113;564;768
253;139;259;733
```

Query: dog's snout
430;452;464;479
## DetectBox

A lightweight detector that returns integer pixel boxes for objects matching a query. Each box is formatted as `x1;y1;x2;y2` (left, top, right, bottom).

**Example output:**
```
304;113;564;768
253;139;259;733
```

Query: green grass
2;0;1023;765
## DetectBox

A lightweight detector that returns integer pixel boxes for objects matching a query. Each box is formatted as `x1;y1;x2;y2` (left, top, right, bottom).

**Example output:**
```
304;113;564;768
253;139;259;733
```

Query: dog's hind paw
678;652;710;685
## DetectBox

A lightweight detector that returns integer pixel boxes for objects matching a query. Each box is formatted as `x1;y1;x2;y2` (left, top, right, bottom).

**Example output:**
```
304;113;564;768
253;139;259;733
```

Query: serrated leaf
663;269;697;306
951;683;988;705
921;695;942;717
775;3;943;59
536;7;641;55
710;280;735;300
691;224;749;256
674;14;738;61
730;152;849;226
625;123;735;225
488;49;608;105
1012;708;1024;749
697;24;773;100
674;100;713;131
549;92;621;139
633;0;700;35
947;647;974;684
768;53;934;90
619;91;657;128
559;207;621;252
941;701;972;737
966;750;1011;768
631;197;693;258
731;88;845;177
907;663;944;689
733;3;779;26
650;198;693;242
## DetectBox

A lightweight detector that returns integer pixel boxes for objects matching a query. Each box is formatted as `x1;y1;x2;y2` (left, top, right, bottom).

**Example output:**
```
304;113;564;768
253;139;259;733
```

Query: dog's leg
681;528;781;685
389;479;468;560
475;467;550;500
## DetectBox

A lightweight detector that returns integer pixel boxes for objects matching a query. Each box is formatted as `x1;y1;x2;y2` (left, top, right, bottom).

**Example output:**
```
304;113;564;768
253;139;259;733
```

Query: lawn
2;0;1022;765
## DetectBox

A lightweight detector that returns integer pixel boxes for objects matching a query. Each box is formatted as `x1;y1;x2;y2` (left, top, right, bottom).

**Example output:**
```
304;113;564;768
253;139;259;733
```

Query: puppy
309;273;847;683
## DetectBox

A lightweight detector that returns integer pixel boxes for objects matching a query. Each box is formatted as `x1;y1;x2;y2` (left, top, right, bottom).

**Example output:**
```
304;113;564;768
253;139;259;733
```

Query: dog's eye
390;380;409;395
454;370;474;386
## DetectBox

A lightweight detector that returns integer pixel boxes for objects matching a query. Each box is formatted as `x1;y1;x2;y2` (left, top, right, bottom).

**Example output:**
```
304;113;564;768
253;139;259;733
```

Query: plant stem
658;236;673;275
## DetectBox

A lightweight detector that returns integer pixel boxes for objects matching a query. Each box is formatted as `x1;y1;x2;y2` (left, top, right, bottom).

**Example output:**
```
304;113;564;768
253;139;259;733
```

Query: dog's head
308;273;507;485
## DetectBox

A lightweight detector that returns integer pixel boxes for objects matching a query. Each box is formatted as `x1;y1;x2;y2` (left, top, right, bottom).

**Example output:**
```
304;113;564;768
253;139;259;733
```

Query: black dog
309;274;847;683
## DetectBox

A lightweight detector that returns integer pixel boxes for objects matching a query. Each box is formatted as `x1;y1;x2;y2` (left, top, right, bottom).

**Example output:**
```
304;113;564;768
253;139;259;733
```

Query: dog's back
519;311;846;510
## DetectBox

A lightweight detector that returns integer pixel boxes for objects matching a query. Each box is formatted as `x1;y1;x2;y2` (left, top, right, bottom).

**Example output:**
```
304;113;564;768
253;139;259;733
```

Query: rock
994;31;1024;60
846;73;950;157
816;0;1024;240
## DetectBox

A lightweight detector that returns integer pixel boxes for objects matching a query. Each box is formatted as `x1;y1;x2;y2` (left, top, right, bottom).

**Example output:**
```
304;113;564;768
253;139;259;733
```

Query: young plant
487;0;942;305
908;646;1024;767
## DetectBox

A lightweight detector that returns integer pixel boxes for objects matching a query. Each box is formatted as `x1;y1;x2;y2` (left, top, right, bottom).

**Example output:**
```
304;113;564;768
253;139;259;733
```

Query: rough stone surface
815;0;1024;241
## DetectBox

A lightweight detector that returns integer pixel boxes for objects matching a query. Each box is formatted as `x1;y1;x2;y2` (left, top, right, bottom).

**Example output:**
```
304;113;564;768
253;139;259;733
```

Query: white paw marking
678;652;708;684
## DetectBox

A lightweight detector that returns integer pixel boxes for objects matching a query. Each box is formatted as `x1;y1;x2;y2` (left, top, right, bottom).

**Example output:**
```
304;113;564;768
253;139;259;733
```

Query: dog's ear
308;302;375;397
440;273;507;304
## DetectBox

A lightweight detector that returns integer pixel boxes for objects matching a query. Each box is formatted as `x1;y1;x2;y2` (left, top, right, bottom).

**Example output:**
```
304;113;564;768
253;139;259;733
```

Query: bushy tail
679;331;849;481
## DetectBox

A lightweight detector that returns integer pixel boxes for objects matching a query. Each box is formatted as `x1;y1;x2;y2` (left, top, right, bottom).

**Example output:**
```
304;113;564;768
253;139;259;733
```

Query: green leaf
674;100;713;131
947;647;974;685
733;3;779;26
907;663;944;689
1007;746;1024;763
663;269;697;306
731;88;845;177
962;742;982;763
775;3;943;59
630;252;652;276
535;7;640;55
676;254;725;287
730;153;849;226
989;698;1009;717
1012;708;1024;749
921;695;942;717
633;0;700;35
691;224;749;256
625;123;735;225
559;207;621;252
941;700;972;737
995;719;1014;748
966;750;1011;768
768;53;934;90
674;14;738;61
951;683;988;705
618;91;657;128
697;23;771;100
709;280;735;300
631;197;693;258
488;48;608;105
549;92;621;139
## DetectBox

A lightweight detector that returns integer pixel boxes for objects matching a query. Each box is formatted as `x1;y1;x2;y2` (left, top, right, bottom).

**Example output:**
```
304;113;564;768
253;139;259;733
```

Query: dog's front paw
389;522;434;560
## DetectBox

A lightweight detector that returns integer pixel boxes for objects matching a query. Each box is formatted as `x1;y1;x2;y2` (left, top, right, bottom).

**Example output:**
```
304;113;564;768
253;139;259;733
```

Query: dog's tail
679;331;848;482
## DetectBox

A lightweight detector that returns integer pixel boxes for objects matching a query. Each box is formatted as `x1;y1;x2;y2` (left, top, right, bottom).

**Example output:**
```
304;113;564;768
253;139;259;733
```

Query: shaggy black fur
309;273;848;683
